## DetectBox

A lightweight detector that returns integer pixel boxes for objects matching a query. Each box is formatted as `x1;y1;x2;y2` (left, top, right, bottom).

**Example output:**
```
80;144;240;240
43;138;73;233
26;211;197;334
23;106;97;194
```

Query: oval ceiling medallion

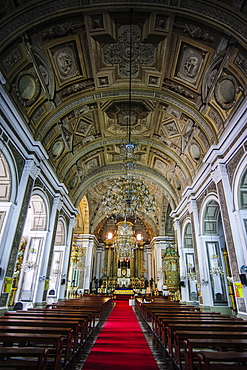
190;143;201;160
51;140;64;158
16;70;41;107
215;75;237;110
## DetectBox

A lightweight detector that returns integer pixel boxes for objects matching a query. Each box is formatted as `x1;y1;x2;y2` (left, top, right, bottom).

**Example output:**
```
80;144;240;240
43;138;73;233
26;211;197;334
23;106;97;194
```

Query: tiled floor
66;301;177;370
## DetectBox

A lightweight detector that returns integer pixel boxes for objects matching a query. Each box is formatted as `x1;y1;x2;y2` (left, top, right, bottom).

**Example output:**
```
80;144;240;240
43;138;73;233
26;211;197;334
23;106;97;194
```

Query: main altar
102;220;146;294
113;287;134;300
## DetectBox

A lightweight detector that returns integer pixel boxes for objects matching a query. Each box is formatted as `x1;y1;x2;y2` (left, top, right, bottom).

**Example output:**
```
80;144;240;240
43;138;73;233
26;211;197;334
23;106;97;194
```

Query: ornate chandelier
113;234;137;259
112;220;137;259
102;176;156;218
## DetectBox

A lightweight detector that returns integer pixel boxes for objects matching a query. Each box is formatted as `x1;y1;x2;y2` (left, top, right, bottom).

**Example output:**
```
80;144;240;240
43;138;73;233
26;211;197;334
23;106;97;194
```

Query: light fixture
102;176;156;218
209;254;224;276
52;260;62;276
136;233;143;241
186;263;196;280
102;11;156;219
112;220;137;259
107;232;113;240
70;242;85;271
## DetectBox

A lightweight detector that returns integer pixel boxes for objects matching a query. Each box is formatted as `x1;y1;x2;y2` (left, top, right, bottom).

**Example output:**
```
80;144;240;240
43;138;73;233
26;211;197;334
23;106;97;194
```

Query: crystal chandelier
113;234;137;259
112;220;137;259
102;176;156;218
102;11;156;219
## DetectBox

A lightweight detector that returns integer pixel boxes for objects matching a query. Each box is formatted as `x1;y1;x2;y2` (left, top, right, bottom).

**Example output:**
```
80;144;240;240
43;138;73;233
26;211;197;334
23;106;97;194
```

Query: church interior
0;0;247;368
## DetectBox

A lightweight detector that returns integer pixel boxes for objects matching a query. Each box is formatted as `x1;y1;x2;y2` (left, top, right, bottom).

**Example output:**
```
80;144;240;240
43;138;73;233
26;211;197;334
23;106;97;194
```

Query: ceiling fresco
0;0;246;236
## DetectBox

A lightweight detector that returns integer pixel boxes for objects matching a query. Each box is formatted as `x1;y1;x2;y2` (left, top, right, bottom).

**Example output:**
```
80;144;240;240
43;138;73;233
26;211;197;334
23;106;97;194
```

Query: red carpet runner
82;300;159;369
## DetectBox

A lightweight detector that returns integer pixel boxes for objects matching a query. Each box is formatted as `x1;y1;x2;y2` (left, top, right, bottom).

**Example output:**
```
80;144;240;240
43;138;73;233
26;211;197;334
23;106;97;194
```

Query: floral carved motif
103;25;155;78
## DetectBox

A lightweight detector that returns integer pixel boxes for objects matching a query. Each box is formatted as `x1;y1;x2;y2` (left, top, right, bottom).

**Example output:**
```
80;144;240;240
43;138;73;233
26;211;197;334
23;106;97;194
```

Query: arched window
203;200;219;235
184;223;193;248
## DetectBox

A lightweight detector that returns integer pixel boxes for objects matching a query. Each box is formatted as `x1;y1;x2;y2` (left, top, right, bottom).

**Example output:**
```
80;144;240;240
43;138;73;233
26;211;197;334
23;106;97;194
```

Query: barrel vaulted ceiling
0;0;247;236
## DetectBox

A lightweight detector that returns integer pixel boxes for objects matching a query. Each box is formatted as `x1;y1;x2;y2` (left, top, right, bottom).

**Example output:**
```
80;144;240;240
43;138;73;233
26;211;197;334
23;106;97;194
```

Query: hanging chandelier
112;220;137;259
102;176;156;218
102;10;156;219
113;234;137;259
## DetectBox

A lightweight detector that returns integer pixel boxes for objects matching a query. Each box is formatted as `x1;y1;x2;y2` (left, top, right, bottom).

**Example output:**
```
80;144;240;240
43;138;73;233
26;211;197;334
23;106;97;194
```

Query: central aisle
82;300;159;369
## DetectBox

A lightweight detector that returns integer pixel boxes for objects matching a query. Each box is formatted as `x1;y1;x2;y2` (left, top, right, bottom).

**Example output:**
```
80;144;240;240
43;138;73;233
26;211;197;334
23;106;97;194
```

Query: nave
1;0;247;335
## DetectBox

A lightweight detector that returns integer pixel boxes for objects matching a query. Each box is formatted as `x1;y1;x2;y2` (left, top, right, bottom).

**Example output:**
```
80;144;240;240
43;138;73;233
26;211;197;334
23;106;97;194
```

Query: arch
202;199;220;236
183;222;194;249
24;193;48;233
0;149;15;245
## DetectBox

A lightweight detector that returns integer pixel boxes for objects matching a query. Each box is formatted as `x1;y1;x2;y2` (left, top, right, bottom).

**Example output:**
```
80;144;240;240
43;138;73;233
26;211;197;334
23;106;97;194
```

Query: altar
113;287;134;300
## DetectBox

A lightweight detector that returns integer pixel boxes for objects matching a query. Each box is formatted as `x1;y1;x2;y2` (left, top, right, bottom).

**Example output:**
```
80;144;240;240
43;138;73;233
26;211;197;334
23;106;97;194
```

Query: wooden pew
140;303;199;321
47;297;113;319
0;318;81;350
168;322;247;354
152;311;224;330
1;296;113;369
196;351;247;370
159;317;243;347
25;308;95;334
184;338;247;370
0;347;50;370
4;310;93;338
134;298;198;318
0;326;73;366
173;330;247;370
153;312;232;337
0;333;64;370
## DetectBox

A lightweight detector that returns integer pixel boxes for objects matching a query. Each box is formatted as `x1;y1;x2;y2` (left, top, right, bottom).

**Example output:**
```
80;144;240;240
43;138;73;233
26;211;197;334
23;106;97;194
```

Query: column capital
173;219;180;231
188;198;198;213
211;163;228;184
24;160;40;179
53;197;63;211
69;217;77;229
